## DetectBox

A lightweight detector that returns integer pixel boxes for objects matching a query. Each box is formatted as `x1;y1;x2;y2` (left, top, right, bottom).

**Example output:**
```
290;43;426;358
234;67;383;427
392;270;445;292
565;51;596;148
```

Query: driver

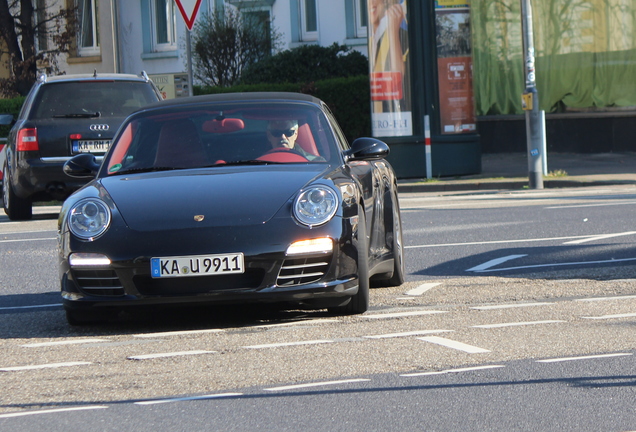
266;120;323;161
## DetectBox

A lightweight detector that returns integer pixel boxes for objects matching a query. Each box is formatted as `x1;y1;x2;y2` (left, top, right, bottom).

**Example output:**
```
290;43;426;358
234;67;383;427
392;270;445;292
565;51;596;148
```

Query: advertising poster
367;0;412;137
435;0;476;134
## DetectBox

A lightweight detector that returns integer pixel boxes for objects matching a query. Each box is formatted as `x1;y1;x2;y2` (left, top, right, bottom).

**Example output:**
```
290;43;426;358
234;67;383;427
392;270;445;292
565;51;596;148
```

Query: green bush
239;43;368;86
0;97;24;138
195;75;372;142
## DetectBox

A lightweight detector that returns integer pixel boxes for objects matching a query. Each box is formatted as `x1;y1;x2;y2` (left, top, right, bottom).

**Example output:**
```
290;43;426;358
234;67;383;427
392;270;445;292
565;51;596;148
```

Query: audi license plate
72;139;111;154
151;253;244;278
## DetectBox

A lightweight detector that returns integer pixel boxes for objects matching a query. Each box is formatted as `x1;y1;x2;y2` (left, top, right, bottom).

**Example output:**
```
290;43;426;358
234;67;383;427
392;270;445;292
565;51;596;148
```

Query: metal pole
186;30;194;97
520;0;544;189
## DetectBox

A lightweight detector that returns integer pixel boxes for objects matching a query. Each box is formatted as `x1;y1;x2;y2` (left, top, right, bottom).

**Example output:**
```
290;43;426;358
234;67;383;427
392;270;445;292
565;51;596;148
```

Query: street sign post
174;0;203;97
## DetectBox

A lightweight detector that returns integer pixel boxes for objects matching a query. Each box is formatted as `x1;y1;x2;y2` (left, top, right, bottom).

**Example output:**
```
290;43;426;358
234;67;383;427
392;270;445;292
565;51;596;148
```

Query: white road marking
537;353;633;363
364;330;453;339
467;255;527;272
563;231;636;245
576;295;636;302
0;406;108;419
405;283;441;296
243;340;334;349
0;303;63;311
472;257;636;273
22;339;110;347
135;393;243;405
471;302;555;310
0;362;92;372
472;320;566;329
418;336;490;353
250;319;340;329
133;329;224;338
127;350;215;360
265;378;370;392
406;236;589;249
400;365;505;377
362;310;447;319
582;312;636;320
545;201;636;209
0;237;56;244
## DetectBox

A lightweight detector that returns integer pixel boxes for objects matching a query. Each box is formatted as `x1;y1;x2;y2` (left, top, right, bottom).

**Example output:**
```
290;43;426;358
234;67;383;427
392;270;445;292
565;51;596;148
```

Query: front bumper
60;216;362;311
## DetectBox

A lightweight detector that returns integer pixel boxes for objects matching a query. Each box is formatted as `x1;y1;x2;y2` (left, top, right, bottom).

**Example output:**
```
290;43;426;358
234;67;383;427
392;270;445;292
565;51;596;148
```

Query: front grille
277;256;331;286
133;269;266;296
73;269;125;297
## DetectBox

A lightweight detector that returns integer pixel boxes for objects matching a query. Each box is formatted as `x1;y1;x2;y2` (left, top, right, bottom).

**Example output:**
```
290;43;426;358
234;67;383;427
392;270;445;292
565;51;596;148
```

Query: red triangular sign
174;0;203;31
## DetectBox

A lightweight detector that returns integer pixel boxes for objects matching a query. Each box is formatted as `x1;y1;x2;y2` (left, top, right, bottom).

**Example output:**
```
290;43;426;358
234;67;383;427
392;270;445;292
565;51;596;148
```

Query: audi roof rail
139;71;150;82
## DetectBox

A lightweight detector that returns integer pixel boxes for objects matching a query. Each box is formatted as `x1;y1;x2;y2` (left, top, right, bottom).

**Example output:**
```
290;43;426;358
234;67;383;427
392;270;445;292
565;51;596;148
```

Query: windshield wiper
53;111;101;118
114;166;180;175
205;160;281;167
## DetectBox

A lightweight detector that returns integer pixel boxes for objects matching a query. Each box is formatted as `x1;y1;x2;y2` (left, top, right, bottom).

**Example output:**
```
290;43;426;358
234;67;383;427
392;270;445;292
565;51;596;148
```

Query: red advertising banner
435;6;476;134
370;72;404;101
437;57;476;133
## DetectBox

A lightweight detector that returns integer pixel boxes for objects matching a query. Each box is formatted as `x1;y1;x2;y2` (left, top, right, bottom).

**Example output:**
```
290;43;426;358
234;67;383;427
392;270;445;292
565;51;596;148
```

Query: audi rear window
31;81;158;120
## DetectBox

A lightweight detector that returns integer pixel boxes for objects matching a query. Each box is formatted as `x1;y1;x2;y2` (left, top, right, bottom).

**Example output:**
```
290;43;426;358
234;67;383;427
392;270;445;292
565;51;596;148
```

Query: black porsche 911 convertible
59;92;404;325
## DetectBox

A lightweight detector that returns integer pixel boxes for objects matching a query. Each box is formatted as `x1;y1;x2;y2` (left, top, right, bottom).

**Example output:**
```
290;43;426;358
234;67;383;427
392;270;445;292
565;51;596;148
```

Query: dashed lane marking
243;340;334;349
22;339;110;347
127;350;216;360
135;393;243;405
0;362;92;372
400;365;505;377
582;312;636;320
471;302;555;310
364;330;453;339
418;336;490;353
133;329;224;338
265;378;370;392
0;304;62;311
362;310;447;319
537;353;633;363
472;320;566;329
0;406;108;419
576;295;636;302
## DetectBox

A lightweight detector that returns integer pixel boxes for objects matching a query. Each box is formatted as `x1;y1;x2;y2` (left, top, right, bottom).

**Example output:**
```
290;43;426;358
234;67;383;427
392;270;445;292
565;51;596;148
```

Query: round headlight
294;186;338;227
68;198;111;240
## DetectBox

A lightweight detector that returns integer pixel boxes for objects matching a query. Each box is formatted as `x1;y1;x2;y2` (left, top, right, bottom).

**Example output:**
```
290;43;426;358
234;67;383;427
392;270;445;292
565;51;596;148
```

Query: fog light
286;238;333;255
69;253;111;267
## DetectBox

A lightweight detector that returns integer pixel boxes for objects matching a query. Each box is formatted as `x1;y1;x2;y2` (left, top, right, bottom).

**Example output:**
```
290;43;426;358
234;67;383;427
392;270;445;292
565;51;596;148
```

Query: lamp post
521;0;545;189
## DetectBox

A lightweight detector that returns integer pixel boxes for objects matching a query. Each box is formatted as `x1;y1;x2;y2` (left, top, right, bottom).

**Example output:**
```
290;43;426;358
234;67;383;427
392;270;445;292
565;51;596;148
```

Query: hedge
0;97;24;138
195;75;372;142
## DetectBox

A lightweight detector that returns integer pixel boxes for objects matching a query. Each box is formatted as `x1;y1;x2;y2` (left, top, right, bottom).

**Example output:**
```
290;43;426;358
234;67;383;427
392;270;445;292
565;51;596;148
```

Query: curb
397;178;636;193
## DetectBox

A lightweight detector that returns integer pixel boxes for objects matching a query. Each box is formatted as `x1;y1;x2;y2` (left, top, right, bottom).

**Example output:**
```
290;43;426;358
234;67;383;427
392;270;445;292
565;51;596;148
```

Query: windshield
32;81;158;119
103;101;337;176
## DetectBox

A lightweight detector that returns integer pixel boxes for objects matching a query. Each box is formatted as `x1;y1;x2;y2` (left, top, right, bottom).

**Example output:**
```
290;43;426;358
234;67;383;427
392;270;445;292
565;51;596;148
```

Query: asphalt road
1;185;636;431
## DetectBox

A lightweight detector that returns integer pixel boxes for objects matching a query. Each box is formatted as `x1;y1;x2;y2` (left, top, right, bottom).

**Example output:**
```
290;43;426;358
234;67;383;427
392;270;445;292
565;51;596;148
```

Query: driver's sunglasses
268;128;297;138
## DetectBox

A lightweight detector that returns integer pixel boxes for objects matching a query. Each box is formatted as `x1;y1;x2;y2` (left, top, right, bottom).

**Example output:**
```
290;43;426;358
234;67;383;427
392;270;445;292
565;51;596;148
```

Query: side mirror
345;138;390;161
0;114;14;126
63;154;100;178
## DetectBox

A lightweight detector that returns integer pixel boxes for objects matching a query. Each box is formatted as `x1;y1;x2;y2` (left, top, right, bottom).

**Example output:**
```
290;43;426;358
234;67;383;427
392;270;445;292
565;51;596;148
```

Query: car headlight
68;198;111;240
294;186;338;227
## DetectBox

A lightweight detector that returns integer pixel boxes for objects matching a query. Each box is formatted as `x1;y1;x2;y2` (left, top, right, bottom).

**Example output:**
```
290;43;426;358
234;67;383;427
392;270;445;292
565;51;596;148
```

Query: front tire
2;165;32;220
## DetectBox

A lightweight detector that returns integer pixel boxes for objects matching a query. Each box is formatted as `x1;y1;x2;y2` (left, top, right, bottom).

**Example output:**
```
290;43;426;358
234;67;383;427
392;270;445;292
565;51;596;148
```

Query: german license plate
72;139;111;154
150;253;244;278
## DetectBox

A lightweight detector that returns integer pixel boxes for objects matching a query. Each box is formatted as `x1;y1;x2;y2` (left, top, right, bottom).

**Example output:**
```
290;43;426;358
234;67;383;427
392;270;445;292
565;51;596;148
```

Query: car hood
99;165;330;230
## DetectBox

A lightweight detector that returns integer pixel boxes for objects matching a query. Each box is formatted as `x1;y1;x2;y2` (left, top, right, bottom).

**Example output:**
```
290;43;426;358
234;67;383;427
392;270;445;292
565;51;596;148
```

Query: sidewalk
398;152;636;193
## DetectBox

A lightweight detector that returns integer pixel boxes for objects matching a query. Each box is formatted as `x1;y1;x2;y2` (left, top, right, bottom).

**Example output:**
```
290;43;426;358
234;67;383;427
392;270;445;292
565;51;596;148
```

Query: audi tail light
17;128;39;152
